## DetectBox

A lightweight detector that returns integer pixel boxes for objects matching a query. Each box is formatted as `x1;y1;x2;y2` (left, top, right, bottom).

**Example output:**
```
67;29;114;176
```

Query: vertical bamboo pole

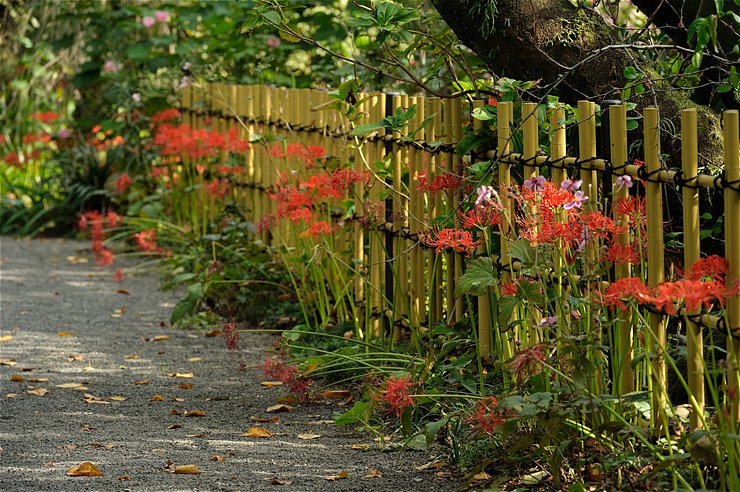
369;92;387;339
577;101;598;211
442;99;456;322
253;86;264;241
681;108;704;430
522;102;539;181
550;107;567;187
391;94;409;342
353;94;367;331
611;103;634;396
409;95;426;334
426;97;444;325
451;98;465;323
723;110;740;422
472;99;491;357
498;101;515;363
645;107;667;434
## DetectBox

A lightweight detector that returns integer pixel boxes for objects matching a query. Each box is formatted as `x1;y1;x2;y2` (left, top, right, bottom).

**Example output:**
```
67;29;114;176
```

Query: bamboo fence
182;83;740;426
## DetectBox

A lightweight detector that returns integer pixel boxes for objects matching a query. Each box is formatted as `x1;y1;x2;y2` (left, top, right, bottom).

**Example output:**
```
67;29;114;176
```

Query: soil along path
0;237;460;492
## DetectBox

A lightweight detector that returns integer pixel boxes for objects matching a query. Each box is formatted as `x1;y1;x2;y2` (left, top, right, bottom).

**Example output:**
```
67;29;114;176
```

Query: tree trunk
430;0;727;166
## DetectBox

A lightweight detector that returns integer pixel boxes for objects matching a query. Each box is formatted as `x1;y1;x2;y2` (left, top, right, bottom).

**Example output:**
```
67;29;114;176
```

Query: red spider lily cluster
602;255;737;314
223;322;239;351
132;228;166;254
269;142;325;166
417;171;463;195
509;344;548;384
261;356;312;398
419;227;481;255
471;396;515;434
373;375;415;417
153;123;250;160
78;210;122;266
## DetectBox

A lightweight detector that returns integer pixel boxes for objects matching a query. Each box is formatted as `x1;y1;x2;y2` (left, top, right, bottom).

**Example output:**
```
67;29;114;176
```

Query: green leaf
497;295;519;327
455;257;498;296
509;239;533;266
471;106;497;121
351;122;386;136
170;282;206;325
714;0;724;14
126;42;150;61
263;10;281;25
623;66;638;80
334;400;371;426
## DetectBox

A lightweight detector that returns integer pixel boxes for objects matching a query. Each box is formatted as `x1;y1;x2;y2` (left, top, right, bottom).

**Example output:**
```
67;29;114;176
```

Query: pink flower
142;16;155;28
523;175;546;191
615;174;633;191
56;128;71;140
102;60;121;73
563;190;588;210
266;35;281;48
560;178;582;192
155;10;169;23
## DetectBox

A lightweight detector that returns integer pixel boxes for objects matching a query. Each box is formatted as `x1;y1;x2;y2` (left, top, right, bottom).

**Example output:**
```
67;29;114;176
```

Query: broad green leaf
170;282;206;325
351;122;386;136
334;400;371;426
263;10;281;25
455;257;498;296
623;66;638;80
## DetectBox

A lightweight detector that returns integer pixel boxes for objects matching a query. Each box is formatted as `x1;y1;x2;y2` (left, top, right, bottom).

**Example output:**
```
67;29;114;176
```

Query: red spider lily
500;280;518;296
300;174;344;200
32;111;59;124
287;207;315;224
605;242;641;265
417;172;463;196
458;206;502;229
106;212;122;228
601;277;653;311
224;322;239;351
115;173;133;194
510;344;547;384
22;133;51;145
419;228;480;255
150;108;181;124
688;255;729;282
301;220;332;238
581;211;625;238
206;178;230;198
261;356;312;398
3;152;21;167
113;269;124;282
330;168;370;192
375;376;415;417
133;229;160;252
257;214;278;232
614;196;647;224
472;396;513;434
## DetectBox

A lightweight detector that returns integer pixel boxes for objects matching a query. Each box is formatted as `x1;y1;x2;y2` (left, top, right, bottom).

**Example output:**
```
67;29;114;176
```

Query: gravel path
0;237;462;491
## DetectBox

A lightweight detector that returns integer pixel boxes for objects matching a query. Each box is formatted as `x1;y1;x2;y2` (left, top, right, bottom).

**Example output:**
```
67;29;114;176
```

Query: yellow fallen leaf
260;381;283;388
66;462;103;477
178;383;193;390
325;470;349;481
210;455;224;462
365;468;383;478
68;355;85;361
322;390;351;399
149;395;164;401
184;409;205;417
56;383;84;389
172;397;186;402
117;476;131;481
6;393;19;398
109;395;127;401
57;331;75;337
241;427;273;438
188;357;202;362
0;335;13;342
10;374;25;382
205;330;222;337
66;256;89;264
171;372;193;379
27;388;48;396
132;379;149;385
472;471;493;481
266;404;294;413
125;355;140;359
251;416;280;423
351;444;370;450
173;464;201;475
168;424;182;429
297;434;321;440
275;394;300;404
28;378;49;382
0;358;17;366
150;335;170;342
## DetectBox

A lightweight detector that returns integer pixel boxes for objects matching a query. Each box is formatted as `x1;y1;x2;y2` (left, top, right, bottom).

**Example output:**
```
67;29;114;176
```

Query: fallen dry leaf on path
80;425;96;431
324;470;349;481
204;396;228;401
275;394;300;404
472;471;493;481
170;372;193;379
149;395;164;401
210;455;224;462
241;427;273;438
186;433;207;438
57;331;75;337
116;289;130;295
322;390;351;399
188;357;202;362
28;378;49;382
68;355;85;361
0;335;13;342
178;383;193;390
117;476;131;481
6;393;19;398
184;410;205;417
173;464;201;475
56;383;84;389
132;379;149;385
167;424;182;429
66;462;102;477
108;395;127;401
297;434;321;440
170;408;182;415
0;358;17;366
205;330;222;337
59;444;77;450
365;468;383;478
172;397;186;402
251;416;280;423
265;477;293;485
27;388;48;396
266;404;294;413
146;335;170;342
10;374;25;382
125;355;140;359
260;381;283;388
351;444;370;450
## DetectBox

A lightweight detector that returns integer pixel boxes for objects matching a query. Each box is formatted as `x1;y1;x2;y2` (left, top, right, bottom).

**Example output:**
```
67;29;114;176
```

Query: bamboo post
353;93;367;332
522;102;539;181
442;99;457;322
409;95;426;333
253;86;265;242
681;108;704;430
551;106;567;346
498;101;515;363
578;101;598;210
473;99;491;357
610;103;634;396
391;94;409;342
451;98;465;323
368;92;387;339
723;109;740;422
645;107;667;434
426;97;444;325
